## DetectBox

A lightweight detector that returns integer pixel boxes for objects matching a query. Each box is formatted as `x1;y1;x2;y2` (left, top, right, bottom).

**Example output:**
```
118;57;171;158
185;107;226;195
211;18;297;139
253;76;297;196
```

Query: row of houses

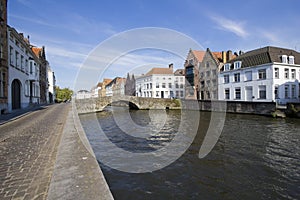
78;45;300;106
0;0;56;115
76;64;186;100
184;46;300;105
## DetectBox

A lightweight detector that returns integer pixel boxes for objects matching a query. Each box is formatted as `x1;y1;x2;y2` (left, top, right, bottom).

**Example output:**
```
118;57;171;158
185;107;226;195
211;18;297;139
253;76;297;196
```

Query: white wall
136;74;185;99
218;63;300;104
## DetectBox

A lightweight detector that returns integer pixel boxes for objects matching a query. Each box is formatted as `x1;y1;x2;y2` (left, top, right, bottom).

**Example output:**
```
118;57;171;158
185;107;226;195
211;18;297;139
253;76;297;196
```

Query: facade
32;46;48;104
90;82;102;98
98;78;112;97
7;26;40;112
0;0;8;114
125;73;136;96
76;90;91;99
136;64;185;99
199;49;235;100
105;77;125;97
47;65;56;103
218;46;300;105
184;49;205;99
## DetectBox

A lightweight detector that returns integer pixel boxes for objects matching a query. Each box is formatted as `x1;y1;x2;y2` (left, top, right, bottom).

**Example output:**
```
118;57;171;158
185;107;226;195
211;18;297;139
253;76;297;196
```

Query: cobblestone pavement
0;103;70;200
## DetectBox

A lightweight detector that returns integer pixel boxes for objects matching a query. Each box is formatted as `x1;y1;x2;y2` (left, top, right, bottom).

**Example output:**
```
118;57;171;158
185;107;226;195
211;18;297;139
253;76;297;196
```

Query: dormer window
288;56;294;64
281;55;288;63
234;61;242;69
224;63;231;71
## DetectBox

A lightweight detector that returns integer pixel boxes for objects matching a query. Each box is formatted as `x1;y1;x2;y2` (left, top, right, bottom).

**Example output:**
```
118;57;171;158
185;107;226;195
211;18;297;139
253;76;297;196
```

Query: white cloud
209;14;248;38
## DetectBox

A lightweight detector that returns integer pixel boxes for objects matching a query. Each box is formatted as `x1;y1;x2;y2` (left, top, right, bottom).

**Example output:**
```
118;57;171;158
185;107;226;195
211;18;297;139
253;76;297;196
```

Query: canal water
79;107;300;200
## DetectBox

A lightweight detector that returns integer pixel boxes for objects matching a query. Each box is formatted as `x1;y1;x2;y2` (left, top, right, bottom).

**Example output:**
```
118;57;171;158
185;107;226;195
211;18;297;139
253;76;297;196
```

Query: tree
55;86;73;103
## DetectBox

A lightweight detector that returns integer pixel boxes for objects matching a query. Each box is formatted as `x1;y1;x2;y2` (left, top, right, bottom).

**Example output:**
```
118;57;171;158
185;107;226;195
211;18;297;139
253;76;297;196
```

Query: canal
79;107;300;200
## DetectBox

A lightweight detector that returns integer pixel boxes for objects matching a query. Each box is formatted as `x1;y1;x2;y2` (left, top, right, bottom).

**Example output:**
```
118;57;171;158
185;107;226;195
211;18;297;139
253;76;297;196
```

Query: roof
224;46;300;69
145;67;173;76
31;47;42;57
192;50;205;62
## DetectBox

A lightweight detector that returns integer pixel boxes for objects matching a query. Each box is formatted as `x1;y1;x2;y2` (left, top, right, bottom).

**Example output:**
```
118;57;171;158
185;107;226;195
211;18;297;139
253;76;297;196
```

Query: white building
47;65;56;103
75;90;91;99
7;26;40;112
136;64;185;99
218;46;300;105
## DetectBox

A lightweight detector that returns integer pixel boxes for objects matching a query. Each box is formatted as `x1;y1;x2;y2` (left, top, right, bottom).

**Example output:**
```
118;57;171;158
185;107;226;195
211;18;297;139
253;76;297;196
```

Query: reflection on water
80;107;300;200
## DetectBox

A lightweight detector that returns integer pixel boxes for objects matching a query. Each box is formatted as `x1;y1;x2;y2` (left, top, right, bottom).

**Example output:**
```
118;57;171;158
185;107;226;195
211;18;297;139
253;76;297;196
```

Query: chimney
222;51;227;63
169;63;173;69
227;50;232;61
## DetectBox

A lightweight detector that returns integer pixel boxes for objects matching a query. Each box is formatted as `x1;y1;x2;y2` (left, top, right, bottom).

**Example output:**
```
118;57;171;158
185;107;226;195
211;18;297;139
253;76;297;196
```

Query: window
274;85;279;99
212;69;217;76
0;70;6;97
189;59;193;65
30;62;33;74
206;61;209;68
281;55;288;63
234;73;240;82
225;88;230;100
15;51;19;68
150;83;152;89
180;91;184;97
168;83;172;88
291;69;296;79
288;56;295;64
21;55;24;71
291;85;296;98
285;85;289;98
274;68;279;78
259;85;266;99
0;44;3;59
235;88;241;99
175;83;179;88
162;83;166;88
206;80;210;87
180;84;184;88
234;61;242;69
9;46;13;65
180;77;183;82
245;71;252;81
176;91;179;97
156;91;159;97
258;69;266;80
224;63;231;71
284;68;289;79
156;83;159;88
212;79;217;87
186;67;193;75
25;59;28;73
206;71;210;77
224;74;230;83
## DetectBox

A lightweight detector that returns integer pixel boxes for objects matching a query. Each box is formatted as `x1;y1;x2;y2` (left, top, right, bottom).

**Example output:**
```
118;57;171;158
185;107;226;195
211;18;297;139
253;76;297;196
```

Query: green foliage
55;86;73;103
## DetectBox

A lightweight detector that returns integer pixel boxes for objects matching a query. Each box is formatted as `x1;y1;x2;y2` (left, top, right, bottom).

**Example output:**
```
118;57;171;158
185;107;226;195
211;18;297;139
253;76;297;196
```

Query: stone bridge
75;96;182;114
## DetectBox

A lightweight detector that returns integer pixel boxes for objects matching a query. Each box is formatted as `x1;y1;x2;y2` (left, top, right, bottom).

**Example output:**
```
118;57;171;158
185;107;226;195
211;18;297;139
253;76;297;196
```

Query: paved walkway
0;103;113;200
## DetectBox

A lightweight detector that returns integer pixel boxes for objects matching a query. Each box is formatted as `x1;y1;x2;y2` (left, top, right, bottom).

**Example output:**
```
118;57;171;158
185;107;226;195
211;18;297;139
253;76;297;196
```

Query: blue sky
8;0;300;90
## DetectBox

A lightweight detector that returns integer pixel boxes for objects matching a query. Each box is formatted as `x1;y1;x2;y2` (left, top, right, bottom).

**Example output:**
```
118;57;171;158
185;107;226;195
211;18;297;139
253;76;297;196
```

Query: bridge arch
104;99;140;110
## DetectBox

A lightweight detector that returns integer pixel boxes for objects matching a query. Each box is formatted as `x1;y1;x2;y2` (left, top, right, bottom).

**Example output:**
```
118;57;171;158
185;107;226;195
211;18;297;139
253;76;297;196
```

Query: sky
7;0;300;91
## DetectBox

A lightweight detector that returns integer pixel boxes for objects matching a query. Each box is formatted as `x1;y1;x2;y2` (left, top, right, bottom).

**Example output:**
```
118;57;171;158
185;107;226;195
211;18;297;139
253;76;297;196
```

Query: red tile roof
192;50;205;62
146;67;173;76
31;47;42;57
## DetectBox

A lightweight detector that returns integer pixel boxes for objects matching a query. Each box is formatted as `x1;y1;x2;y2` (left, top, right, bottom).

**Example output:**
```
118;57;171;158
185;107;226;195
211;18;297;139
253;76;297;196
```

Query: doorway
12;79;21;110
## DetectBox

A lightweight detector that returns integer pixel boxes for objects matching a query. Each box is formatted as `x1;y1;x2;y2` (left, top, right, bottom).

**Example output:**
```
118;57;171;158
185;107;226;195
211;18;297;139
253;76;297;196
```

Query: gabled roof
145;67;173;76
225;46;300;69
191;50;205;62
31;47;42;57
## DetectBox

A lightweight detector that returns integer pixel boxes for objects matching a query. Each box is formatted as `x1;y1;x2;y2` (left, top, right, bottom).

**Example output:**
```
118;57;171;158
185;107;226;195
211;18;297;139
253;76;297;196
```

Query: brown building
184;49;205;99
32;46;48;104
199;48;236;100
98;78;112;97
0;0;8;114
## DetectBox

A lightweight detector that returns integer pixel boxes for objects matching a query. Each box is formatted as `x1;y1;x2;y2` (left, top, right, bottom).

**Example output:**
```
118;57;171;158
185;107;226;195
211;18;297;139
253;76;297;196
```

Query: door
12;79;21;110
245;86;253;101
161;91;164;98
